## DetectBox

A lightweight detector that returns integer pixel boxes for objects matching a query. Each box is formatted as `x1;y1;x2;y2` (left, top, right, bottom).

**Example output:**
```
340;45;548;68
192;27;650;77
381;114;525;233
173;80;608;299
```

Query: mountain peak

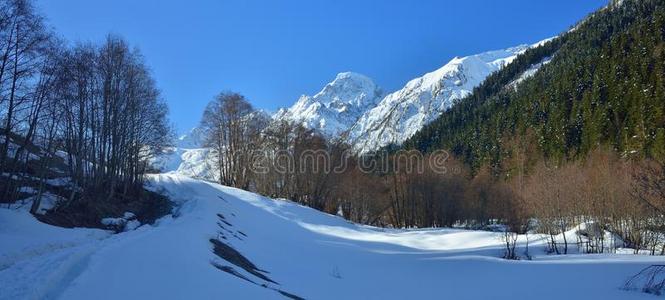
333;71;373;82
313;71;382;106
274;72;384;138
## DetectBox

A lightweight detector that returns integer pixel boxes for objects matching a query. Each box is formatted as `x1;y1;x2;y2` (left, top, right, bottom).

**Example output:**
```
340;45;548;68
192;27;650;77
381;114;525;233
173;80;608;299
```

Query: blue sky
37;0;607;134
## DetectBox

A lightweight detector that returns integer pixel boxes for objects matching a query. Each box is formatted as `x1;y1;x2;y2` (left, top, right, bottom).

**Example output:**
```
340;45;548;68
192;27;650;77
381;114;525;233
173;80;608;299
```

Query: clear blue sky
37;0;607;134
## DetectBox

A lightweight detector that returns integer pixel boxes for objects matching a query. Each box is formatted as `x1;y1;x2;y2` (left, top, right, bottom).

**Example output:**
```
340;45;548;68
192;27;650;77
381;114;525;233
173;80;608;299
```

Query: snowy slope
273;72;384;139
507;56;553;89
150;146;219;181
0;173;659;300
149;128;219;182
347;39;553;153
151;111;271;182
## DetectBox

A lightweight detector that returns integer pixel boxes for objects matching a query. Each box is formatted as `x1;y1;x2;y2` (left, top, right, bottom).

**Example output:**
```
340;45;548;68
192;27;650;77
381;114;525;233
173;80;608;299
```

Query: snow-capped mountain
155;39;554;178
273;39;553;153
149;146;219;182
149;127;217;181
151;147;219;181
273;72;384;139
346;42;549;153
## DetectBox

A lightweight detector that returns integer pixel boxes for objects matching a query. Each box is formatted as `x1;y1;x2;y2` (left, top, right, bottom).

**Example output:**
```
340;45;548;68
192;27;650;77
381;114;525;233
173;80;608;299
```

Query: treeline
0;0;170;217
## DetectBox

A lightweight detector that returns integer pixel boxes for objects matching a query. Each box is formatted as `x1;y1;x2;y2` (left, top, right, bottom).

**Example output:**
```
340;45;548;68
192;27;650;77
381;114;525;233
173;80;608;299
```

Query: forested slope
404;0;665;171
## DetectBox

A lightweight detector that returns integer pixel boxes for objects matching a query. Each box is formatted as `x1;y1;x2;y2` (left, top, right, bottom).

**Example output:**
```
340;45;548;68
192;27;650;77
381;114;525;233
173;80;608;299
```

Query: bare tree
200;92;264;189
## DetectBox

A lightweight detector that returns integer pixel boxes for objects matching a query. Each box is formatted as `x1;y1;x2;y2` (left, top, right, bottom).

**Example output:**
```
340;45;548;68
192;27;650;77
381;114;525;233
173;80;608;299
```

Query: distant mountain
273;72;384;139
149;126;216;181
347;40;553;153
151;111;271;182
274;41;552;153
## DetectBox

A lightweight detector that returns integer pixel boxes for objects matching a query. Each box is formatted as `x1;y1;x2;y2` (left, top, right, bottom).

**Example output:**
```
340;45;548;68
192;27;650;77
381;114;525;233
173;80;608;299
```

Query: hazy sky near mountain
37;0;607;133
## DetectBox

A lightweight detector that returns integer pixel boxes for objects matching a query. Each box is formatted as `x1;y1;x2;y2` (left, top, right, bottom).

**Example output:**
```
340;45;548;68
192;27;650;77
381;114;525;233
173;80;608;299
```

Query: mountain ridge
273;39;554;153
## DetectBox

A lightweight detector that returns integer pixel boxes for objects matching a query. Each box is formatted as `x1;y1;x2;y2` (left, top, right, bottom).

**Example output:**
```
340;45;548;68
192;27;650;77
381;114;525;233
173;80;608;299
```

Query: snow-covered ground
1;173;661;299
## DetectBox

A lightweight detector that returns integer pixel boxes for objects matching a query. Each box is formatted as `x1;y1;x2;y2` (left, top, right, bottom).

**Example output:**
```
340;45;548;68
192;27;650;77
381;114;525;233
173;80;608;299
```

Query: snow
0;173;661;299
273;71;384;139
150;146;219;181
101;212;141;232
123;220;141;231
45;177;72;187
623;265;665;295
17;186;37;194
7;192;64;215
150;112;268;181
149;126;220;181
100;217;125;227
176;127;205;149
0;209;111;299
508;56;553;89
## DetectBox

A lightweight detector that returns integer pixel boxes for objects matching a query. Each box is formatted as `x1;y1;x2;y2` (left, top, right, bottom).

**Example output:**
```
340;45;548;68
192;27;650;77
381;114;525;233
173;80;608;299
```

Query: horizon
37;0;607;134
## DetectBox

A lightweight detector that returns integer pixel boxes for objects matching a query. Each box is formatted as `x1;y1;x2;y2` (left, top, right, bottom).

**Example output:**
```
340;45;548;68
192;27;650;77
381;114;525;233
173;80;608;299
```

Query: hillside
149;128;219;182
404;0;665;170
1;173;660;300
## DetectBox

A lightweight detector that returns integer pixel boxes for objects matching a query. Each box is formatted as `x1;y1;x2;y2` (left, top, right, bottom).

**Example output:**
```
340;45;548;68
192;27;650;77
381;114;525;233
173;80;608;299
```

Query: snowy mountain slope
507;56;553;90
273;72;384;139
1;173;660;300
150;147;219;181
347;39;554;153
151;111;271;182
149;129;218;182
149;126;209;175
